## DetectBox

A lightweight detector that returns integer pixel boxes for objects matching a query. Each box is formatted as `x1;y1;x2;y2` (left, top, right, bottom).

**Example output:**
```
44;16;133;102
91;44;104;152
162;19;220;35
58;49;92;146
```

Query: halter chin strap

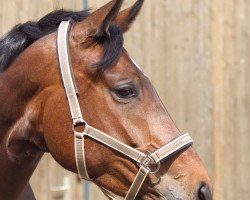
57;20;193;200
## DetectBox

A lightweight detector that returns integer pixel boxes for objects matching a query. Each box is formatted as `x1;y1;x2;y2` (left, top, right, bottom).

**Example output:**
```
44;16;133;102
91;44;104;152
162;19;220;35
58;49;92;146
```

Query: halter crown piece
56;20;194;200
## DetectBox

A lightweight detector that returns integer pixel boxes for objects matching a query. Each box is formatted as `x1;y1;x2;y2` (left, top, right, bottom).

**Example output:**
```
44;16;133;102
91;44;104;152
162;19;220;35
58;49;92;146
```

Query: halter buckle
141;156;152;167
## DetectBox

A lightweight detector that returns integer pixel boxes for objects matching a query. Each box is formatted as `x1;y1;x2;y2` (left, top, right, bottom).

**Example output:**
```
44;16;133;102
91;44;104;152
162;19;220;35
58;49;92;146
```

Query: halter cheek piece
57;20;193;200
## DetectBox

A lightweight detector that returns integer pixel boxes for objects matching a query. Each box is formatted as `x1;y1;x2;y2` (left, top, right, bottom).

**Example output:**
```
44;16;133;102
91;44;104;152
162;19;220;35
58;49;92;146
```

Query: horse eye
113;84;138;99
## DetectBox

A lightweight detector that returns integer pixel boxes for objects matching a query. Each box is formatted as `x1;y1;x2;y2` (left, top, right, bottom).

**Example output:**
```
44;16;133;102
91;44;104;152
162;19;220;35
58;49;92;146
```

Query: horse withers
0;0;212;199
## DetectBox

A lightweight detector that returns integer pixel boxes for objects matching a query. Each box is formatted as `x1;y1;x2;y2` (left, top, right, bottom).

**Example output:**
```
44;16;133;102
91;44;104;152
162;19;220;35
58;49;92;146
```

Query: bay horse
0;0;212;199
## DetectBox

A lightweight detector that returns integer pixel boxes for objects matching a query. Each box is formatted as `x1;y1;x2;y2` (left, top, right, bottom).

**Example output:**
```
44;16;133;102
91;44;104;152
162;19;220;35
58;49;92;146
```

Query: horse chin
95;159;191;200
97;187;123;200
100;183;189;200
99;180;189;200
139;185;189;200
99;187;175;200
149;175;191;200
140;189;188;200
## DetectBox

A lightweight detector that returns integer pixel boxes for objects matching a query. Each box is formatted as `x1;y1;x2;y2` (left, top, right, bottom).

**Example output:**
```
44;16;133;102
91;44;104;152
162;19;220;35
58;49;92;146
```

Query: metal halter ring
140;155;161;174
72;121;87;138
147;159;161;174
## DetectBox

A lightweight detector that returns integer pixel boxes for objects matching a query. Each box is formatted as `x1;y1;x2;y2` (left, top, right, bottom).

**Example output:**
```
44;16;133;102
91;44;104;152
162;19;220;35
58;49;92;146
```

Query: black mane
0;9;124;72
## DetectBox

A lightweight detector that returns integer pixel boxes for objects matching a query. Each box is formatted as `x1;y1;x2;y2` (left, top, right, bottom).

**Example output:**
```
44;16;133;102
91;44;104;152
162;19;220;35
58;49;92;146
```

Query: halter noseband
56;20;193;200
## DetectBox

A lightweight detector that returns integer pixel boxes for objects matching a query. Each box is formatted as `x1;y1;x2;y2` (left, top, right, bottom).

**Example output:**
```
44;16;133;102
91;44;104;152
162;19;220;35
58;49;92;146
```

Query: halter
56;20;193;200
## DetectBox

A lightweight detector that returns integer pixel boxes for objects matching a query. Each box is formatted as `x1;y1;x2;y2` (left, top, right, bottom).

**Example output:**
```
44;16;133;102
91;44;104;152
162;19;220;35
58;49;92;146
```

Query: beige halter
56;20;193;200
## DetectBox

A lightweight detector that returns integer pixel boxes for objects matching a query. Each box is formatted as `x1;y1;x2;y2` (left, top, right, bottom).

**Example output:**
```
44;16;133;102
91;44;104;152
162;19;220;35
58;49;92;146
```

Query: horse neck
0;64;44;199
0;145;42;200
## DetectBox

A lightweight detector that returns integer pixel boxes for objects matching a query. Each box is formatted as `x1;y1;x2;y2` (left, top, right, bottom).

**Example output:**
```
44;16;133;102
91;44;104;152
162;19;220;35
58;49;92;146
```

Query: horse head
2;0;212;199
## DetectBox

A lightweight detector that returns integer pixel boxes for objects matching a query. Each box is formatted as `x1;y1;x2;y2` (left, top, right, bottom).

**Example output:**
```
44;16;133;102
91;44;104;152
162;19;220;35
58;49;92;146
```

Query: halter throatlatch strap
57;20;194;200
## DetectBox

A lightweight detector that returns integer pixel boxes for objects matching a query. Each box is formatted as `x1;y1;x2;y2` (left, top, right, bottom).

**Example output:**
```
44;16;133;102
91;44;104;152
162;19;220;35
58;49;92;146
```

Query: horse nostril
198;183;212;200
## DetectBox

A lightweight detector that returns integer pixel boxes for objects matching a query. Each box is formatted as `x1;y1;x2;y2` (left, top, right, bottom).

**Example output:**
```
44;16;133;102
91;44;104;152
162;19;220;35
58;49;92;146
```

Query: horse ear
73;0;123;39
115;0;144;32
94;0;123;35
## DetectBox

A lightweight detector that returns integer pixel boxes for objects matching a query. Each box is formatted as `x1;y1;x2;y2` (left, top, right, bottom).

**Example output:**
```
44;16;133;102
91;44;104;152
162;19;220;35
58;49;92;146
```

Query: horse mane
0;9;124;73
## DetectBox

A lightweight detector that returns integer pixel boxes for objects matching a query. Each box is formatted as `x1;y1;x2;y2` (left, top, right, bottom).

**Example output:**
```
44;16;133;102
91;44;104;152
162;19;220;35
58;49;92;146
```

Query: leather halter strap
57;20;193;200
